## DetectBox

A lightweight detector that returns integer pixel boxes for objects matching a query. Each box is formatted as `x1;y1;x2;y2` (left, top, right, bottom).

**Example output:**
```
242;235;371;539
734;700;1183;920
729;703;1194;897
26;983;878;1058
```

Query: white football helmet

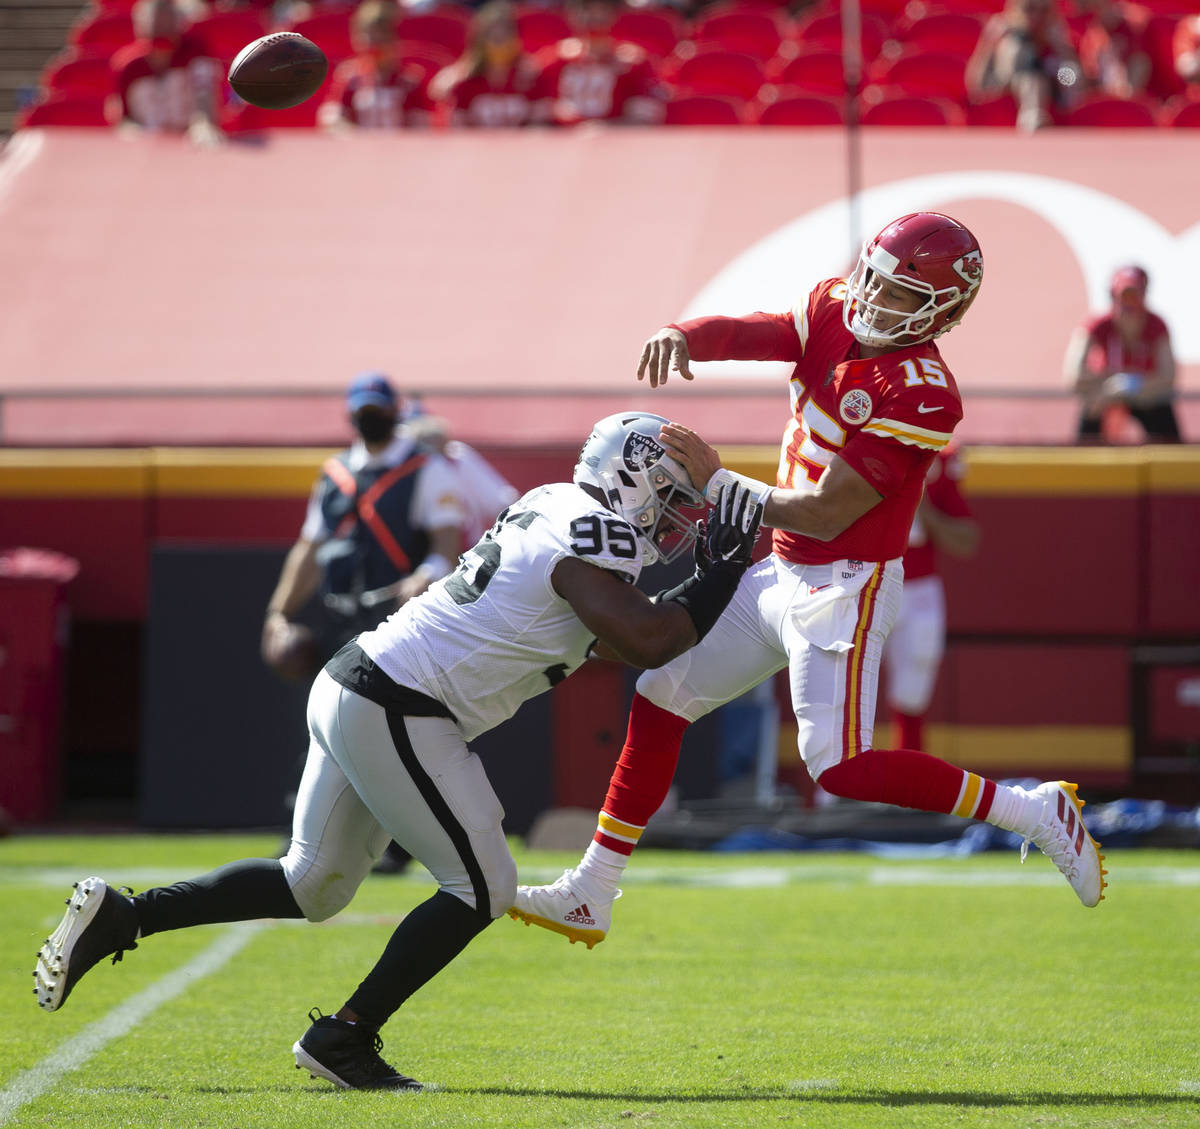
573;411;704;565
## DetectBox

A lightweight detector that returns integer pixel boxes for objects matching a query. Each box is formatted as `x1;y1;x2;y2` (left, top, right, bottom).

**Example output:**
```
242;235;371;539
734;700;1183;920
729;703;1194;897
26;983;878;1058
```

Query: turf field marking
0;922;264;1126
11;862;1200;895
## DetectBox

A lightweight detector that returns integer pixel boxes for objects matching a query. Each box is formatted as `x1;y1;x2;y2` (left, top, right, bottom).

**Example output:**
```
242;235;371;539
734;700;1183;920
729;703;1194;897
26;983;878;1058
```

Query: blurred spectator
112;0;222;144
403;410;520;545
1074;0;1151;97
430;1;536;127
883;448;980;754
1064;265;1181;443
1174;14;1200;91
528;0;667;126
966;0;1083;130
318;0;434;129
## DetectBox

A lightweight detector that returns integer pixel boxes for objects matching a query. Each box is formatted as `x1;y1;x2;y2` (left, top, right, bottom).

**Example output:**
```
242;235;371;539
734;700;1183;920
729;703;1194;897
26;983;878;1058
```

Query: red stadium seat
895;11;984;56
791;10;888;63
42;51;116;99
1061;94;1158;127
1144;13;1188;100
189;9;269;64
515;5;571;53
286;11;354;64
395;12;469;59
223;94;323;131
770;49;851;96
395;43;455;83
667;48;767;100
753;89;844;125
859;91;966;125
610;7;682;59
16;92;113;129
69;10;135;54
964;92;1018;126
1161;96;1200;127
664;93;746;124
868;49;968;101
688;4;790;62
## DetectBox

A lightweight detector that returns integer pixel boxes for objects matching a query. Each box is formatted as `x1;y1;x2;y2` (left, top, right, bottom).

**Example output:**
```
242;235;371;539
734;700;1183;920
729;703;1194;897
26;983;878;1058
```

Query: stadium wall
1;444;1198;826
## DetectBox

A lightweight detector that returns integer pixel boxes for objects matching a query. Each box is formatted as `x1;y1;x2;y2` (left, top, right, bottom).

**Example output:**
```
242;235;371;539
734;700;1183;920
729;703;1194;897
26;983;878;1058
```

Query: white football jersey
356;482;644;740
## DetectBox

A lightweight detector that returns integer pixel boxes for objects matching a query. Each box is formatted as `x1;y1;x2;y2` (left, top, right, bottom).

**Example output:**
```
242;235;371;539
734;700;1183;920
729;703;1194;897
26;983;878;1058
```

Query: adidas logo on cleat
563;904;596;927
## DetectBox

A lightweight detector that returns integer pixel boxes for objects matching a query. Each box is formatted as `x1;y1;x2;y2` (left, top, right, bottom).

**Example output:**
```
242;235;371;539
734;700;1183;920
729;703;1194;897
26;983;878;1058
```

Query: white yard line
7;862;1200;891
0;922;264;1126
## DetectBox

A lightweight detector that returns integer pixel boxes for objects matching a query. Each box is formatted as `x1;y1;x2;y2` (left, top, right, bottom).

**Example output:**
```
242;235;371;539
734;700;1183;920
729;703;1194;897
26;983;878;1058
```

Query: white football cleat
507;869;618;949
1019;781;1107;907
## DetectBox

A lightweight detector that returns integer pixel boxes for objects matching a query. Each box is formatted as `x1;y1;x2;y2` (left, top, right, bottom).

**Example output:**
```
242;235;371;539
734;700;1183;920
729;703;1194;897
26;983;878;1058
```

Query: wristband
414;553;454;583
656;561;744;642
704;467;775;510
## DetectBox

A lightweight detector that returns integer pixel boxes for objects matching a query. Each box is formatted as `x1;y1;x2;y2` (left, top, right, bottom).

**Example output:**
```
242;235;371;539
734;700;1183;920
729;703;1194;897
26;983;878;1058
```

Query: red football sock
601;693;689;829
818;748;996;820
892;709;925;752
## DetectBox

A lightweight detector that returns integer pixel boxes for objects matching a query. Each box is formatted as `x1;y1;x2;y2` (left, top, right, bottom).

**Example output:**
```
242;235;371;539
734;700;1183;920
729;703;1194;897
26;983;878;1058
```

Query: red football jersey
113;36;218;130
1083;310;1169;375
439;63;535;127
902;447;972;581
673;278;963;566
324;58;432;128
527;41;664;125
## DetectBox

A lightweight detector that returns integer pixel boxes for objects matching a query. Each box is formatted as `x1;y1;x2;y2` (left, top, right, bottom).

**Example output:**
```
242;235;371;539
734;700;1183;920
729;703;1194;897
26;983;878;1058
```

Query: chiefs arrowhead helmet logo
953;250;983;284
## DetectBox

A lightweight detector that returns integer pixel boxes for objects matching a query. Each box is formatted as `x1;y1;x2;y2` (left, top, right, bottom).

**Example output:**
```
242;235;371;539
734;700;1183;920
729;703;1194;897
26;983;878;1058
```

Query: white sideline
0;922;264;1126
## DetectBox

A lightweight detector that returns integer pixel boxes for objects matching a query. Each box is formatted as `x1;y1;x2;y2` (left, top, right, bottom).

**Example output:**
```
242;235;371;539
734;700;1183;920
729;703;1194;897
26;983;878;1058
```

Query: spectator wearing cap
1063;265;1182;443
263;371;469;672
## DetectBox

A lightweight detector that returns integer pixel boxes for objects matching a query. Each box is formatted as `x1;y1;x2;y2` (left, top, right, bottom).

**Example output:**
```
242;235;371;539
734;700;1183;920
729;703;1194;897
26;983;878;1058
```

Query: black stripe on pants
383;710;494;923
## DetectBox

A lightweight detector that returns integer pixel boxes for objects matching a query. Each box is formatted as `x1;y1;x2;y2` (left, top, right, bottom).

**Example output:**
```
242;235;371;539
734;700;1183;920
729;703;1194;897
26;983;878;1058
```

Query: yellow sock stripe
598;812;644;842
844;564;883;758
953;772;982;818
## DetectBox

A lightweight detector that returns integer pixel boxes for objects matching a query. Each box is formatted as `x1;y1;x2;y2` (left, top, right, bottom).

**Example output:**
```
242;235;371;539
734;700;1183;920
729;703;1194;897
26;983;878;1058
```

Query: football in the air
228;33;328;110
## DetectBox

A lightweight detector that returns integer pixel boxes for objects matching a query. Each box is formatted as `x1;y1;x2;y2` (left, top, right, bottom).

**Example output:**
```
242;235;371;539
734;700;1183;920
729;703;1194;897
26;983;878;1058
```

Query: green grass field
3;834;1198;1128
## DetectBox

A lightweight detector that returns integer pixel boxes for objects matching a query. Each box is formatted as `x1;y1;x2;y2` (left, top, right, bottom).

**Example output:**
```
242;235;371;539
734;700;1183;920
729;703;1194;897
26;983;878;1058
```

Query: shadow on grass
439;1086;1200;1107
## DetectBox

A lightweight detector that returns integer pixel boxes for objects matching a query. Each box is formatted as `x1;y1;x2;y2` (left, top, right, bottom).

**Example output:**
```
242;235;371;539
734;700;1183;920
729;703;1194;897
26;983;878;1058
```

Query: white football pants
280;670;516;924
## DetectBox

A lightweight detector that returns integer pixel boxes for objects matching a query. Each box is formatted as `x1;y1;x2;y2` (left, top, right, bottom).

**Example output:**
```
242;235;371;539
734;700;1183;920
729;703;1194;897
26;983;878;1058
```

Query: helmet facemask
843;251;966;348
574;414;704;566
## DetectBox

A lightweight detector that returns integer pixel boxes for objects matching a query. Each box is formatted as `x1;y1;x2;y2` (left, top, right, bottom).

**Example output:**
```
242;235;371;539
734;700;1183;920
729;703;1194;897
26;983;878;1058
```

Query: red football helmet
843;212;983;348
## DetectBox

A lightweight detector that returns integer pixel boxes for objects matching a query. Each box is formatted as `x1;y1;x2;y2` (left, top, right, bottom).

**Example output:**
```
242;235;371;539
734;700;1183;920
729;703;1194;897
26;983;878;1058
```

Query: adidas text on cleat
1020;781;1108;907
507;869;616;949
34;876;139;1012
293;1008;422;1091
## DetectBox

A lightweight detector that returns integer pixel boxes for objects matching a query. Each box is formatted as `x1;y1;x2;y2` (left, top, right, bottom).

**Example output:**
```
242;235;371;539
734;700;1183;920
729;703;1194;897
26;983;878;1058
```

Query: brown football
228;33;328;110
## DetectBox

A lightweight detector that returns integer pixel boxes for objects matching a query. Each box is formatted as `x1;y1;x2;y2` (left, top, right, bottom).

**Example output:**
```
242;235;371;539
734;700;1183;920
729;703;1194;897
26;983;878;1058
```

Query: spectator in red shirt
1174;15;1200;91
430;0;536;128
112;0;222;145
527;0;667;126
319;0;433;130
1074;0;1152;97
966;0;1083;130
1064;264;1181;442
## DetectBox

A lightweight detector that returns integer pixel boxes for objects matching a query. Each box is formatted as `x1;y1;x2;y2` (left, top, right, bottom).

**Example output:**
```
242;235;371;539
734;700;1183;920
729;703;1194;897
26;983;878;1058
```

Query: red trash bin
0;548;79;823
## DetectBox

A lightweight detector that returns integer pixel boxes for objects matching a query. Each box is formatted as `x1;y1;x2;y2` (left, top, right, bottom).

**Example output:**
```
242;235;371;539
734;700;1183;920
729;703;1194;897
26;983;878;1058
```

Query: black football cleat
293;1008;422;1091
34;876;139;1012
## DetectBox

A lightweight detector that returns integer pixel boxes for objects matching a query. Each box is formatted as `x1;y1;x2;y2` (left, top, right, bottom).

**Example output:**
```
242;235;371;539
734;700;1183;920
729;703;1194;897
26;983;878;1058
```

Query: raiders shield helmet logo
623;430;666;472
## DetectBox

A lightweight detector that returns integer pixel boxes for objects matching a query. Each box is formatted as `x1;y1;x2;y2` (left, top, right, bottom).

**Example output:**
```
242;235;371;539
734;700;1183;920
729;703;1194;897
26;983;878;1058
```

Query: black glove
704;483;763;569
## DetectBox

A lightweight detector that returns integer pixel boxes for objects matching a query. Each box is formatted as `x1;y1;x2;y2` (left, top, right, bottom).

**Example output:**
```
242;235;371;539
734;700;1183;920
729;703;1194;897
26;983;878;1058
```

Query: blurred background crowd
6;0;1200;137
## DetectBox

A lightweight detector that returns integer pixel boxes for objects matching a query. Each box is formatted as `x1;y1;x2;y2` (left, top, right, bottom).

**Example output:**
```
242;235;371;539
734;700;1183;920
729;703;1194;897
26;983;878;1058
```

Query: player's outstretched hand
706;484;762;570
638;328;693;388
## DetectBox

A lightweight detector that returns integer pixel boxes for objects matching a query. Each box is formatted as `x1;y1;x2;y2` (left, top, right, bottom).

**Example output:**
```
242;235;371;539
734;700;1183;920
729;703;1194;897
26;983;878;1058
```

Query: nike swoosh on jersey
916;403;943;413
